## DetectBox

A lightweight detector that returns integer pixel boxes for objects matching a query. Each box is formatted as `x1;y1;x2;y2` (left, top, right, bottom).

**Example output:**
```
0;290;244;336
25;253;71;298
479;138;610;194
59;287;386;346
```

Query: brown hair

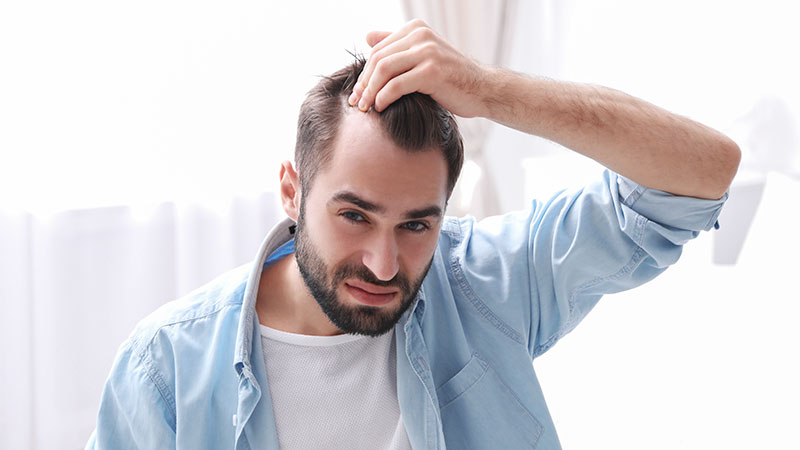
294;56;463;199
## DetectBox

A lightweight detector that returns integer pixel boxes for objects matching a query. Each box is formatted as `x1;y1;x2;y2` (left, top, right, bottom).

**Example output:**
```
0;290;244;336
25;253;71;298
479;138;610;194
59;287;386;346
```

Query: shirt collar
232;216;428;373
233;217;297;374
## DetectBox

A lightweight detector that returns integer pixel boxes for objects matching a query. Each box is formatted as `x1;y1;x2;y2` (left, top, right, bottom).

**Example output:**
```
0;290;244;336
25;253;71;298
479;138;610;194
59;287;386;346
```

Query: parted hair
294;56;464;198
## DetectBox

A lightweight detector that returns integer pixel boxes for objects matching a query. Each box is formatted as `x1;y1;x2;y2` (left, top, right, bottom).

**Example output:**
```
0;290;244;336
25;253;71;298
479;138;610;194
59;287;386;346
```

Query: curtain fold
0;210;35;450
0;192;283;449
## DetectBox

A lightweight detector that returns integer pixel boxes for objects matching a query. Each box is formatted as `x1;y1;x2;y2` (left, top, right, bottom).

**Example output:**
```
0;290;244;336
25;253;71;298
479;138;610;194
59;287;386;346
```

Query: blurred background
1;0;798;448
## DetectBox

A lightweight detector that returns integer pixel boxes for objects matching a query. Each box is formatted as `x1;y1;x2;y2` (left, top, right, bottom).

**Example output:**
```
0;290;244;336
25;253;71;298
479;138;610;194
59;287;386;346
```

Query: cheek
399;234;439;276
313;214;363;262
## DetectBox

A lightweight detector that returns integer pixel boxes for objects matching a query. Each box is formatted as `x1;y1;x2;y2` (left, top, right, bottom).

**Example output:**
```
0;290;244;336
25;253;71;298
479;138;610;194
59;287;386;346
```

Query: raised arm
349;19;740;200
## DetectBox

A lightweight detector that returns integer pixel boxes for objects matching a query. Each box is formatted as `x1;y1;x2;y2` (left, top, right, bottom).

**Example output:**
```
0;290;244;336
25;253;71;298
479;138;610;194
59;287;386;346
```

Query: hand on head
348;19;489;118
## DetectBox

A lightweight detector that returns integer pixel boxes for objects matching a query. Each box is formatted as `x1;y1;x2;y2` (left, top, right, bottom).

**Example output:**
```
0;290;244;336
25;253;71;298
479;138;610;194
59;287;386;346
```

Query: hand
348;19;489;117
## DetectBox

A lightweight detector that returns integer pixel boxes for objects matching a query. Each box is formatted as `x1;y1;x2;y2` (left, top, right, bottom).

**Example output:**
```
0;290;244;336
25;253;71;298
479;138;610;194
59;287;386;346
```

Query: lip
344;282;398;306
345;280;398;295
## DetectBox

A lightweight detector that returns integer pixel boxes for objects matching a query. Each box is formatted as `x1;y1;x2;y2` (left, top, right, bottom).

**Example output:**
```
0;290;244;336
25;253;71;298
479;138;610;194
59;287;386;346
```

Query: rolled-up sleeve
457;169;727;359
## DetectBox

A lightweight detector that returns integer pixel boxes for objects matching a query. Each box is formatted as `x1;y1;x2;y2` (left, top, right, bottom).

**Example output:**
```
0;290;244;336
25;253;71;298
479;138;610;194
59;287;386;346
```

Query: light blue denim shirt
86;170;727;449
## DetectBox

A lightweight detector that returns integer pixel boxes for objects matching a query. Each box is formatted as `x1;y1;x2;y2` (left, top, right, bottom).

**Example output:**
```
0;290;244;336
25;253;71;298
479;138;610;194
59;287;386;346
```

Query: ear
279;160;301;221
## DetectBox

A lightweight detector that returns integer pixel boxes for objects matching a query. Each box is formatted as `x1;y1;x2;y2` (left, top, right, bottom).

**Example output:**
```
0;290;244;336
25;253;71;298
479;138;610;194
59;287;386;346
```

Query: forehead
311;110;448;213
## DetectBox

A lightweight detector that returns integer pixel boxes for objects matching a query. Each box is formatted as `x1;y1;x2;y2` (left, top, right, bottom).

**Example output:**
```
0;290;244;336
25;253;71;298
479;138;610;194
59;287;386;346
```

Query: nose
362;231;400;281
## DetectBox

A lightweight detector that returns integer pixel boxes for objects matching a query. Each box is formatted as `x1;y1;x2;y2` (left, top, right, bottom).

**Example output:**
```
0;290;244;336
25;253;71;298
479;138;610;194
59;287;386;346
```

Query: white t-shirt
260;324;412;450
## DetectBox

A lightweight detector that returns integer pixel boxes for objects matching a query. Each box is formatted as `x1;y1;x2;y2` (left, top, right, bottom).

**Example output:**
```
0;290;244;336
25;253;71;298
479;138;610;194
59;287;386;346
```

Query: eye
340;211;366;223
402;221;429;233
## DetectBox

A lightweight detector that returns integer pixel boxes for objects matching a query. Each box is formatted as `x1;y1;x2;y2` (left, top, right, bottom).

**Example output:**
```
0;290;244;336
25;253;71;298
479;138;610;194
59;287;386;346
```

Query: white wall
0;0;404;214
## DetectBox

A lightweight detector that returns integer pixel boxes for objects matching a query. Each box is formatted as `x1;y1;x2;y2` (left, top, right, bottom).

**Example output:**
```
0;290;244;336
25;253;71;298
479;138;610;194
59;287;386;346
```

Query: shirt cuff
614;171;728;232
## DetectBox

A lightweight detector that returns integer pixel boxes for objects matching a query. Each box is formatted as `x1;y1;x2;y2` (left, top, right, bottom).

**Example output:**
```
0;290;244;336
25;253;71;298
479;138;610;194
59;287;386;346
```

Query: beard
294;201;432;337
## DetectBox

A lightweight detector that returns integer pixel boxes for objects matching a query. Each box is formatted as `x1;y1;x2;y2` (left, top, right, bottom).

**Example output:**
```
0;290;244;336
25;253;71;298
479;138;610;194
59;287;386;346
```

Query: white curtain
401;0;520;218
0;194;283;449
0;0;404;446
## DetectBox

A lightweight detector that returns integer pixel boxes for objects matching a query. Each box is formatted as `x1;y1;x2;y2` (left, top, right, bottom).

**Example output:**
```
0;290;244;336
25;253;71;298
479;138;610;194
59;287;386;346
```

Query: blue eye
403;221;429;233
341;211;366;223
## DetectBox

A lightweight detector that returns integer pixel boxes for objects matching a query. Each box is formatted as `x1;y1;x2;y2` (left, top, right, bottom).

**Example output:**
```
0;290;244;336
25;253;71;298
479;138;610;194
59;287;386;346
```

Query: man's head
294;56;463;199
278;57;463;336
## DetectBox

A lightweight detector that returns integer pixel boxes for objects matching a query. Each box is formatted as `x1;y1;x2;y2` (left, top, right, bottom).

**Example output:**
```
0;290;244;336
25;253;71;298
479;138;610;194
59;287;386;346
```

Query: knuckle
368;46;381;60
419;61;436;76
419;41;438;57
380;81;394;99
374;59;389;77
421;62;441;81
417;26;435;40
410;18;427;28
410;26;432;42
369;49;385;66
388;79;404;97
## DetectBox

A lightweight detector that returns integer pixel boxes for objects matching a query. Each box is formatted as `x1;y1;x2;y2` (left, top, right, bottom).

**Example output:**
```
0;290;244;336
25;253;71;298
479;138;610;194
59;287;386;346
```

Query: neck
255;253;343;336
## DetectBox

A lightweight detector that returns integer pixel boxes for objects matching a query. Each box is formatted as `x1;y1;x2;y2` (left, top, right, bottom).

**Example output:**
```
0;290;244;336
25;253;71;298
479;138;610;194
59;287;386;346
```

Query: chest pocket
437;353;543;449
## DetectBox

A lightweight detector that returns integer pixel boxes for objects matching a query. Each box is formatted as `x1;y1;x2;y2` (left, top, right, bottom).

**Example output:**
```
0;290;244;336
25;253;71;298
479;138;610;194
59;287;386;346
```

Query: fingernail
358;97;368;111
348;92;358;106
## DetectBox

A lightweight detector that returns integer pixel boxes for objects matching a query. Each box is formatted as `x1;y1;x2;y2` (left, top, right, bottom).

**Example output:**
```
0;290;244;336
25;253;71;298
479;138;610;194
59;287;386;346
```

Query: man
87;20;740;449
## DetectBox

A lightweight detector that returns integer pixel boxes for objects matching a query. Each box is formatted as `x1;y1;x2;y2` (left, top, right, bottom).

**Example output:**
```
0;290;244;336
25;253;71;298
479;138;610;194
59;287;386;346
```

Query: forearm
352;21;740;199
482;68;741;199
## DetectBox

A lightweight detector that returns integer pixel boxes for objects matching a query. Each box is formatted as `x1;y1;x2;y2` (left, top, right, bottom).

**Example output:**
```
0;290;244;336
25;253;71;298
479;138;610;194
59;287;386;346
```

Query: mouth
344;281;398;306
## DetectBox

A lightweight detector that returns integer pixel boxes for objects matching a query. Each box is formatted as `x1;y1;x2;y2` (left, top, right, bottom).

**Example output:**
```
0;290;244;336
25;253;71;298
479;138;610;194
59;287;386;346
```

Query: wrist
469;65;499;119
478;66;526;125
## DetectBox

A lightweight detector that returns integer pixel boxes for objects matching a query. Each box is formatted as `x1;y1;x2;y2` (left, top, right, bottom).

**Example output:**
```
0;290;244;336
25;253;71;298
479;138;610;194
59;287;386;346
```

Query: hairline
301;104;452;200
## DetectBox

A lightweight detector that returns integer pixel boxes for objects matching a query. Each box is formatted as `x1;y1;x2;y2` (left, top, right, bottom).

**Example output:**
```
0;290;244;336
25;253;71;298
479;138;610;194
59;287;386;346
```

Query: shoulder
124;263;251;360
94;264;252;444
436;207;541;266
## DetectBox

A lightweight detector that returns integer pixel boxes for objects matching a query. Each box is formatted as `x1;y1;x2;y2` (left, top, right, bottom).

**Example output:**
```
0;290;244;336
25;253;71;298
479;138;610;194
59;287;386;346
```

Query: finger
366;19;427;59
366;31;391;47
357;50;420;111
373;69;425;113
357;19;428;87
350;31;411;106
356;32;418;105
352;34;416;107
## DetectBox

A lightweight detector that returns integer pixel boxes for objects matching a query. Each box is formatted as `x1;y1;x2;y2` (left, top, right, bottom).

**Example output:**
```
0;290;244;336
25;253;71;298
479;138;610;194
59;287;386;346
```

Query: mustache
332;263;410;291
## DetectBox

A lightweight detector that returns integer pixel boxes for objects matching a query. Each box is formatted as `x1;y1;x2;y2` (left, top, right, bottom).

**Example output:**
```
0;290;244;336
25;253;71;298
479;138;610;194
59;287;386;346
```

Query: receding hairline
294;56;463;199
302;103;448;187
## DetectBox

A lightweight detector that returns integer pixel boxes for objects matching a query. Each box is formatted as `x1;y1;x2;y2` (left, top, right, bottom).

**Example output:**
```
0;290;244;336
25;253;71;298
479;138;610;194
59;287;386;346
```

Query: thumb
366;31;391;47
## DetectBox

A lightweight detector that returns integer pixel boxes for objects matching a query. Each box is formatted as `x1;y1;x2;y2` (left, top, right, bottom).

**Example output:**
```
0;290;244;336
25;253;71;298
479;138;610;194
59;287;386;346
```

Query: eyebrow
328;190;443;220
